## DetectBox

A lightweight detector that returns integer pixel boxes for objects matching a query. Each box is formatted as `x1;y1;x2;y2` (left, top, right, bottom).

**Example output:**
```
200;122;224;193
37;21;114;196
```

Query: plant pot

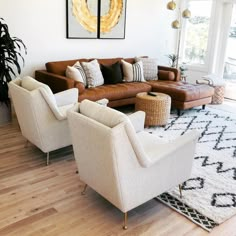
0;102;12;125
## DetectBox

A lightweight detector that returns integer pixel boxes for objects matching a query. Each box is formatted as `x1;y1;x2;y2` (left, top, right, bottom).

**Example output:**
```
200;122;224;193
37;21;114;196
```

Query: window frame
179;0;217;72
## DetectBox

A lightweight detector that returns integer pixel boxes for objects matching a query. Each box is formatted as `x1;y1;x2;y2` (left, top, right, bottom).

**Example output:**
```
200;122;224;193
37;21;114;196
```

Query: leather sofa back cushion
46;58;136;76
158;70;175;81
46;59;89;76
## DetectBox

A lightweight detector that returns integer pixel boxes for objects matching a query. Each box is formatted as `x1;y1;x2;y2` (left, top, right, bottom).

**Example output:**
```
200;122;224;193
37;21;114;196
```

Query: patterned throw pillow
121;60;145;82
66;61;87;86
81;59;104;88
135;57;158;80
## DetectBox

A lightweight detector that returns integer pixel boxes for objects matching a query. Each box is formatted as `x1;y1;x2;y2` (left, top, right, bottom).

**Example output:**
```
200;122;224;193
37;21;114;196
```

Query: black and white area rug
148;107;236;231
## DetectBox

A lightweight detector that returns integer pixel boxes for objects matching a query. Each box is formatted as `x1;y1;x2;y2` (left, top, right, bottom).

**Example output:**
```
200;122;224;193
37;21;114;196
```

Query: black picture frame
66;0;127;39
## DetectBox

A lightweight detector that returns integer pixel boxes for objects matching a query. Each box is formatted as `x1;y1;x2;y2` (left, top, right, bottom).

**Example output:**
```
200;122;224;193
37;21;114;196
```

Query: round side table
135;92;171;126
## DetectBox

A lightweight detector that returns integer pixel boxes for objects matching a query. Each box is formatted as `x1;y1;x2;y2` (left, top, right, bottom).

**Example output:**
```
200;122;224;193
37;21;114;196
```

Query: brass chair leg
179;184;183;198
123;212;128;230
46;152;50;166
81;184;88;195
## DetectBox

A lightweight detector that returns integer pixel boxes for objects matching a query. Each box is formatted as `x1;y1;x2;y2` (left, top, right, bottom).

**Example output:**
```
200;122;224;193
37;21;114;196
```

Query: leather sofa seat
148;81;214;102
79;82;152;102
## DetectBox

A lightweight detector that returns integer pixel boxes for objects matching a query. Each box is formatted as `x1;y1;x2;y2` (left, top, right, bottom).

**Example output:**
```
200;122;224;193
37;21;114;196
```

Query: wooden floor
0;118;236;236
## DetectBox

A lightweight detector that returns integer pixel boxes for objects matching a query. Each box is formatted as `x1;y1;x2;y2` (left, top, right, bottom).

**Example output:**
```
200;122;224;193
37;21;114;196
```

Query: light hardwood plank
0;117;236;235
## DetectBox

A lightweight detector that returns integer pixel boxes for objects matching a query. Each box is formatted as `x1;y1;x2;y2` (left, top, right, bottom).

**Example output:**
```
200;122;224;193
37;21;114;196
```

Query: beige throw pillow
66;61;87;86
121;60;145;82
81;59;104;88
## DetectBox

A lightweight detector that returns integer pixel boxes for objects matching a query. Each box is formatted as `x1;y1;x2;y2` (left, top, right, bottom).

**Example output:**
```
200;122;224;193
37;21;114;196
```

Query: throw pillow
101;62;123;84
121;60;145;82
135;57;158;80
81;59;104;88
66;61;87;86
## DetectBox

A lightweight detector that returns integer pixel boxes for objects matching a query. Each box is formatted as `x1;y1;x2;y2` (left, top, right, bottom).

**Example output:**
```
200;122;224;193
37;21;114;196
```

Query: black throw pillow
101;62;123;84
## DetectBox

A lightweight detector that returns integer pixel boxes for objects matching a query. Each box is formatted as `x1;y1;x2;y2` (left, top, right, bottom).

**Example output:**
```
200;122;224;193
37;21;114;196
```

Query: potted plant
167;53;179;68
0;18;27;124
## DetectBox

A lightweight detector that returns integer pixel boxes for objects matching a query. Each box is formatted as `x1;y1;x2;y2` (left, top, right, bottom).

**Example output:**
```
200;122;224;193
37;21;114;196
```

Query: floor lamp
167;0;191;69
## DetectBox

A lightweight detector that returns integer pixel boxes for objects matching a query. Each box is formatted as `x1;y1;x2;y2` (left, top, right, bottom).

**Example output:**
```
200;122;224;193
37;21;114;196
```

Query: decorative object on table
150;107;236;231
179;63;188;81
66;0;127;39
166;1;191;68
0;18;27;125
135;92;171;126
196;74;226;104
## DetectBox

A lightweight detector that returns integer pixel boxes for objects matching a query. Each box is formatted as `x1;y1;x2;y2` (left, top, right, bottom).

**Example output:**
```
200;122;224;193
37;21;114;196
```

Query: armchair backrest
68;100;150;210
9;77;71;153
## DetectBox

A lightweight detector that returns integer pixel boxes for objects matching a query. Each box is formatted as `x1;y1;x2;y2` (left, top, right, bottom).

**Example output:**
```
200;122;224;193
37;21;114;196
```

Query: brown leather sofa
35;57;214;114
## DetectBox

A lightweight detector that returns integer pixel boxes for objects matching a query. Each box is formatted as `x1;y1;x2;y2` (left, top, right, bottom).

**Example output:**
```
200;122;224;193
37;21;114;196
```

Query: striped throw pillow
121;60;145;82
66;61;87;86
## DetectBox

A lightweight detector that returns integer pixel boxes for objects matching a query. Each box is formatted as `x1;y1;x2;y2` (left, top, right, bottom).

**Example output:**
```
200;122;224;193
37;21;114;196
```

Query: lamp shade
182;9;191;18
171;20;180;29
167;1;176;10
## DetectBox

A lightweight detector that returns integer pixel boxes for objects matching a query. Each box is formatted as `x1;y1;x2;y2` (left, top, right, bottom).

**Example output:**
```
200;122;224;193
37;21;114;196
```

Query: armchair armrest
54;88;79;107
128;111;146;133
158;65;181;81
147;130;200;167
39;87;68;121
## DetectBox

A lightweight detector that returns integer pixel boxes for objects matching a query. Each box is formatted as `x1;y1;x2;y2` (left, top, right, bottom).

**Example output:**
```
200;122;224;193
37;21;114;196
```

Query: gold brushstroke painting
66;0;126;39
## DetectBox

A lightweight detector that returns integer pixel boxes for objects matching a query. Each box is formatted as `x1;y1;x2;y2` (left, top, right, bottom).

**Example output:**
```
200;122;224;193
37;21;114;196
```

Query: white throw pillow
81;59;104;88
121;60;145;82
66;61;87;86
135;57;158;80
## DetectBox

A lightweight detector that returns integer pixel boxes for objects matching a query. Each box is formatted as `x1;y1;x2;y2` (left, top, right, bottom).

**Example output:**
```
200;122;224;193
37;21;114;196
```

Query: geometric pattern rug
146;107;236;232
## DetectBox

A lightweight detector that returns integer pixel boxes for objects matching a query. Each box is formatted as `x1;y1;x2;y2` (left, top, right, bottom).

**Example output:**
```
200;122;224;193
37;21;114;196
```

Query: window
182;0;213;65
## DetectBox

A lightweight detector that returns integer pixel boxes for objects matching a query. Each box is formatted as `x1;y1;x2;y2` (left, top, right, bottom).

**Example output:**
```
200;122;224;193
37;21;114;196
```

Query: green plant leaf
0;18;27;103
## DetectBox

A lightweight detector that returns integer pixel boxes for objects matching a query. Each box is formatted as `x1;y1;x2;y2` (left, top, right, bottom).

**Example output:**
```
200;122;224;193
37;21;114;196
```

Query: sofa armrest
158;65;181;81
74;81;86;95
35;70;75;93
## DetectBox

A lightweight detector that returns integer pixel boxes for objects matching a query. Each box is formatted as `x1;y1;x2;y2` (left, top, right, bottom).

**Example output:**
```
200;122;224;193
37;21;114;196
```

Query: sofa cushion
135;57;158;81
78;82;152;102
158;70;175;81
66;61;87;85
101;62;123;84
82;59;104;88
121;60;145;82
149;81;214;102
46;59;89;76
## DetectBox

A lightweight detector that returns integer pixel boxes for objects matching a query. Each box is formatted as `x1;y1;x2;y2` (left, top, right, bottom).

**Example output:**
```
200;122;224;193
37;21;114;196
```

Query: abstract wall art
66;0;127;39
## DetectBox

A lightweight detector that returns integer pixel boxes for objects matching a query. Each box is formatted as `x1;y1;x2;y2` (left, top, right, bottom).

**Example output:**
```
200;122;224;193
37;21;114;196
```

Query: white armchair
68;100;200;229
9;76;78;165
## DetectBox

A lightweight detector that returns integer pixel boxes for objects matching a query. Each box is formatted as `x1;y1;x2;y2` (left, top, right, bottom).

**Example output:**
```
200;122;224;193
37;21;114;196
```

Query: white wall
1;0;177;77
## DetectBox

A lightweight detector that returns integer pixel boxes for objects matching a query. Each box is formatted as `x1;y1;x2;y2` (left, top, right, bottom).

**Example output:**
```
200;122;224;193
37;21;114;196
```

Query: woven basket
211;85;225;104
135;92;171;126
